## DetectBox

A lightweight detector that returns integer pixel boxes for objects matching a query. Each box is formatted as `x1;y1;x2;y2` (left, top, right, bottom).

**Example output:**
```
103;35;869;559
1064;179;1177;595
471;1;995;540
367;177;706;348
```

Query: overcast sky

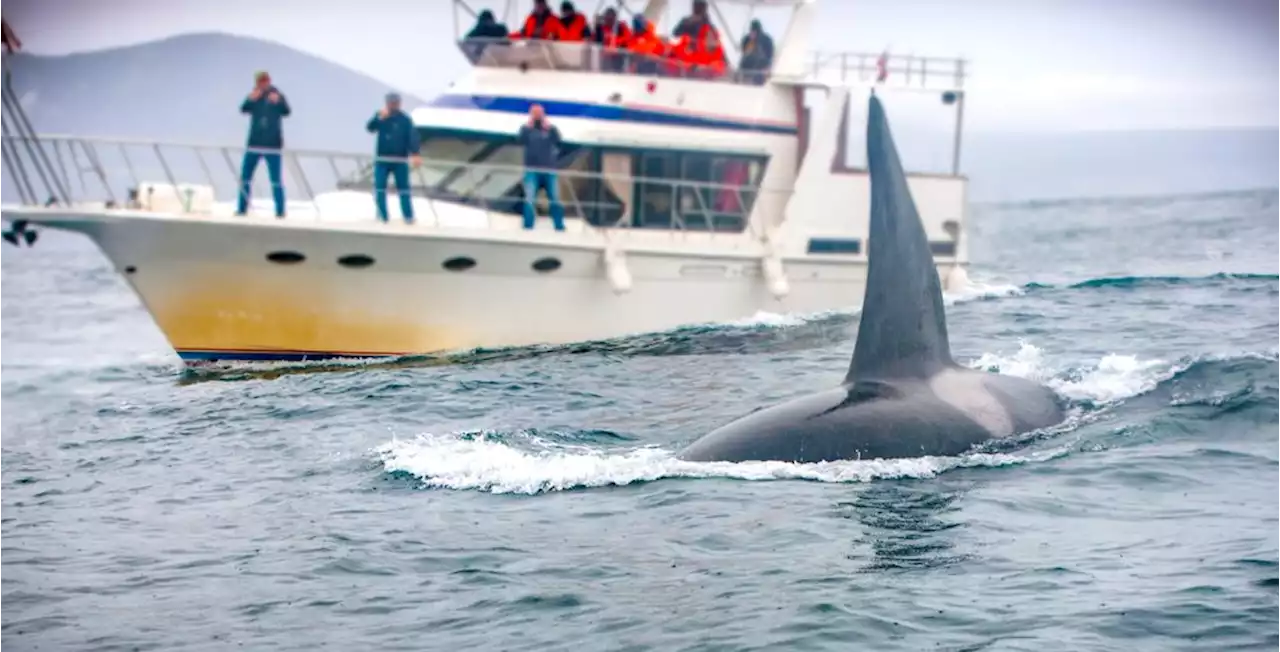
5;0;1277;132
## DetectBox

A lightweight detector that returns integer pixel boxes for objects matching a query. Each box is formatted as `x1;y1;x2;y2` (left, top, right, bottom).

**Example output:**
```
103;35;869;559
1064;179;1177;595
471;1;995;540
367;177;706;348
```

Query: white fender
761;230;790;299
944;264;970;293
603;243;632;294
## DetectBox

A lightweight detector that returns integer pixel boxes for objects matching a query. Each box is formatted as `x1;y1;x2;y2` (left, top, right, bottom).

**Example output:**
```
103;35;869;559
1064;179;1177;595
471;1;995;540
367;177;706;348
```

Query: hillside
5;32;426;154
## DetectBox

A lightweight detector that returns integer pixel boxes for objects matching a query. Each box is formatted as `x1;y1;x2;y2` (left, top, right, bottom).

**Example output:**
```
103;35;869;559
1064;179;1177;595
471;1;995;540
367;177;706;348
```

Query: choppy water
3;189;1278;651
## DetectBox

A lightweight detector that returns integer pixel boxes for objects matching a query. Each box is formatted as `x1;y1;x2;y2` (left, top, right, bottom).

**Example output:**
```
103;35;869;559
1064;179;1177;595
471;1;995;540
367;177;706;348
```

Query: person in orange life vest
512;0;563;40
592;8;631;72
689;29;727;78
670;1;725;78
557;1;590;41
626;15;665;75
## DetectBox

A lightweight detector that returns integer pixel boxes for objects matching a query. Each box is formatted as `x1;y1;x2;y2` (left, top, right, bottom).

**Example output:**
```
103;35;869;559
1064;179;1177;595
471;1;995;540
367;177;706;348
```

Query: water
3;189;1277;651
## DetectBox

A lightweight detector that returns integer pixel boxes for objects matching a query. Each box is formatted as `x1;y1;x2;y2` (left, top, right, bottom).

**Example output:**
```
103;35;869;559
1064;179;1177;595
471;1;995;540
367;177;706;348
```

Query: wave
181;278;1024;383
375;349;1276;495
1064;272;1278;290
179;270;1270;383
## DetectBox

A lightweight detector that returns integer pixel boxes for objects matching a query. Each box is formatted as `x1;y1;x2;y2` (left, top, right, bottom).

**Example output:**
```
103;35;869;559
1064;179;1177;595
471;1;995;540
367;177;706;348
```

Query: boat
0;0;972;364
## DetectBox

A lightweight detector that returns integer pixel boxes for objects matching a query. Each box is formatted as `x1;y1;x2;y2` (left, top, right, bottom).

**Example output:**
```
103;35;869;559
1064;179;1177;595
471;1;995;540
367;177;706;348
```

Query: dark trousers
237;150;285;217
374;161;414;222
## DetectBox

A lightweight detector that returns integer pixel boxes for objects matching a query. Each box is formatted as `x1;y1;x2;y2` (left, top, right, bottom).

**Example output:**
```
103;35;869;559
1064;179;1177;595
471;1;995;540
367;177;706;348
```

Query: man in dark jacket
463;9;510;63
236;70;291;217
365;92;421;223
516;104;565;231
739;20;774;84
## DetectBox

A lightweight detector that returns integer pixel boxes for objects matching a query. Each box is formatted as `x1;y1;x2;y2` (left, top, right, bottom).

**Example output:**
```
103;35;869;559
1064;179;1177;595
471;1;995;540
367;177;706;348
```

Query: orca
678;95;1065;463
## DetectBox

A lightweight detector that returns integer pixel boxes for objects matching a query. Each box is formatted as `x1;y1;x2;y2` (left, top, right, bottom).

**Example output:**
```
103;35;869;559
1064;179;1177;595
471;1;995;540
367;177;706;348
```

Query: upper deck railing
458;38;966;91
0;134;780;237
798;50;966;92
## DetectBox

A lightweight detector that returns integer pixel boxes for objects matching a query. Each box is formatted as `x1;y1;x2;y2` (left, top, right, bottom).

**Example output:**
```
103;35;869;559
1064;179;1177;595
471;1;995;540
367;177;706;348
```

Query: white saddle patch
927;368;1015;437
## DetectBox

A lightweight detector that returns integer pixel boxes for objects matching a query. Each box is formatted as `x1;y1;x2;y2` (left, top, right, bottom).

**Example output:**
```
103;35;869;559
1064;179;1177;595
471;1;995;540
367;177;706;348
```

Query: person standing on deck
236;71;290;218
365;92;421;224
517;104;565;231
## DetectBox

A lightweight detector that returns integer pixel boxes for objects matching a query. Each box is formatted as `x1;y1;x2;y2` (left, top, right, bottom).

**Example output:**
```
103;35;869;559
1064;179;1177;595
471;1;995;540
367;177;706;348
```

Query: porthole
531;257;562;273
442;256;476;272
266;251;306;264
338;254;375;269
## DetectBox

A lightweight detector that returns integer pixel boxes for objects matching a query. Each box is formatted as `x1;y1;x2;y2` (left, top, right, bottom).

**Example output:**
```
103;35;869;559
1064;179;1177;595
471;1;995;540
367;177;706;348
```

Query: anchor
1;196;53;247
2;218;37;246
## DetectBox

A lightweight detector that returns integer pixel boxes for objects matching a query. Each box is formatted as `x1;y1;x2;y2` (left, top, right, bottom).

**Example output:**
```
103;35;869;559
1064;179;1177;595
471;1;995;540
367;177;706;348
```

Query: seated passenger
592;8;631;72
668;0;726;78
558;1;591;41
693;30;728;78
739;19;773;84
627;15;665;75
463;9;510;63
512;0;563;40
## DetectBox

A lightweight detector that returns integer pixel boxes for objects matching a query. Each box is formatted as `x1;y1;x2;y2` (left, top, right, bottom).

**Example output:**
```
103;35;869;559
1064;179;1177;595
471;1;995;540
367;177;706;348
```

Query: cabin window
442;256;476;272
337;254;376;268
266;251;306;264
807;238;862;255
627;149;764;233
337;130;765;234
930;241;957;256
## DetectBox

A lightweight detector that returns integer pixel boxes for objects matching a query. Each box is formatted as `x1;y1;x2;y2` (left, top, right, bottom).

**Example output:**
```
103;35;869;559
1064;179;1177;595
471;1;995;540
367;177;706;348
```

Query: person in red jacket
592;8;632;72
512;0;563;40
626;15;665;75
558;1;590;41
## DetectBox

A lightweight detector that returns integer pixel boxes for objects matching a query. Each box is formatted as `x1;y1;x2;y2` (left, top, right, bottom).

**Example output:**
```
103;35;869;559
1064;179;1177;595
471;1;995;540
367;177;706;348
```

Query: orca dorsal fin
845;95;954;383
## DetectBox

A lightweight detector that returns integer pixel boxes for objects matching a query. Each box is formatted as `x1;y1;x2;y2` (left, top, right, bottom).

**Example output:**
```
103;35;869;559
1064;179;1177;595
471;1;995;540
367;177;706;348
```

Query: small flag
1;19;21;53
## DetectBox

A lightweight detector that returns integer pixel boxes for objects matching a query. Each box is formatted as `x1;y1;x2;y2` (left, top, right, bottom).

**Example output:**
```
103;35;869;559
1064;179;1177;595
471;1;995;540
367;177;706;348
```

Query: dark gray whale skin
678;96;1065;464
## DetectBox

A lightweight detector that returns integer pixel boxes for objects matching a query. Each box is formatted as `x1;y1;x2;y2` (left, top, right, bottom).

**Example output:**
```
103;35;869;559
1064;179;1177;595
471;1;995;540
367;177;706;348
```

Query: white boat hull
9;207;965;363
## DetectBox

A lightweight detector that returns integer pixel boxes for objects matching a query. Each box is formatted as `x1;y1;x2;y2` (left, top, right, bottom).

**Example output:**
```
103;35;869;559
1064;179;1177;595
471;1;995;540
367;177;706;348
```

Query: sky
4;0;1278;133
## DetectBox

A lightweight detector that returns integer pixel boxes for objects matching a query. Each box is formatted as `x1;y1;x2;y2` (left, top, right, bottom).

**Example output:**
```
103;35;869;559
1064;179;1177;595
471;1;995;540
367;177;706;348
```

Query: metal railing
456;39;965;91
0;134;782;236
459;38;766;84
801;50;967;91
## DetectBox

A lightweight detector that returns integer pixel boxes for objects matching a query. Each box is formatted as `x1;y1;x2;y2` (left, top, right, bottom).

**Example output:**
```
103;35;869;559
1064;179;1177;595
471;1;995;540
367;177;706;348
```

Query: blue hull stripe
427;94;798;135
178;350;399;363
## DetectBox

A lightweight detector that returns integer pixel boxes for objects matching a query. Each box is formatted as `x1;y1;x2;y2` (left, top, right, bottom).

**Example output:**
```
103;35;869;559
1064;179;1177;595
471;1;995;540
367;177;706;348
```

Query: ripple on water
2;194;1278;650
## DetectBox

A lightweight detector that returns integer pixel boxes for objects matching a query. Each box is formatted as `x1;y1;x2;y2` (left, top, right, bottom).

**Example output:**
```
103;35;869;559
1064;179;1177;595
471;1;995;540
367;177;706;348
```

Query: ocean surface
2;189;1277;651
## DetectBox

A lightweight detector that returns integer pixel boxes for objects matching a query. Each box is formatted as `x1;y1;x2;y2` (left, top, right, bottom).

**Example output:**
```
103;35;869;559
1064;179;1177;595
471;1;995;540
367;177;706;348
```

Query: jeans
522;170;565;231
373;161;414;222
237;150;285;217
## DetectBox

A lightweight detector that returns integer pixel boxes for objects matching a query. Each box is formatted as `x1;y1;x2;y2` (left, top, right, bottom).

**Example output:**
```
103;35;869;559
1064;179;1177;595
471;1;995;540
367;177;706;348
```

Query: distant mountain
5;32;426;153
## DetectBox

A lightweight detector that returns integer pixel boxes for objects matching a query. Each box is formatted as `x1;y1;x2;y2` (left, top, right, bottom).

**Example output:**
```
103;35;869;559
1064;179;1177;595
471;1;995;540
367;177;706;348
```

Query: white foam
967;341;1172;404
942;279;1024;305
722;310;818;328
373;337;1209;495
374;431;1068;495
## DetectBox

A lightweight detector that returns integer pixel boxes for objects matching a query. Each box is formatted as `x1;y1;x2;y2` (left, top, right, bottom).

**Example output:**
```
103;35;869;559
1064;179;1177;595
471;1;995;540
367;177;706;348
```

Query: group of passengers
234;71;422;223
465;0;774;83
